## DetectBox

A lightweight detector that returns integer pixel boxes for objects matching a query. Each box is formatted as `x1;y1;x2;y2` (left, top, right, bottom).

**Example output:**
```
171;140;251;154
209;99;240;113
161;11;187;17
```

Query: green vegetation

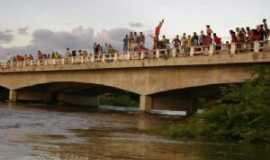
162;65;270;143
99;92;138;107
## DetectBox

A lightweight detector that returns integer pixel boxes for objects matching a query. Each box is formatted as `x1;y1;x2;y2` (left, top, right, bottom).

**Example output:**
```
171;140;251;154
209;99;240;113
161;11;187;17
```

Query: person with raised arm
153;19;165;49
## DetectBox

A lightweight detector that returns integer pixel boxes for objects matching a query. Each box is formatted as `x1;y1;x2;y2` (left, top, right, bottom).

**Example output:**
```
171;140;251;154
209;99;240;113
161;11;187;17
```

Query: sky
0;0;269;58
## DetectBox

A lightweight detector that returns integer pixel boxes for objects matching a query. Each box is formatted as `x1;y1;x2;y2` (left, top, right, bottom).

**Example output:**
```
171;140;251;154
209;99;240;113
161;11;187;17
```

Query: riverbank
147;65;270;144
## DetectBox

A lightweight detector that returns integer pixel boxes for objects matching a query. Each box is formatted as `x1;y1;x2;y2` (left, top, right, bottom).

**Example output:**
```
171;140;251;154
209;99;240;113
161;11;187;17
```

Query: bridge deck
1;51;270;73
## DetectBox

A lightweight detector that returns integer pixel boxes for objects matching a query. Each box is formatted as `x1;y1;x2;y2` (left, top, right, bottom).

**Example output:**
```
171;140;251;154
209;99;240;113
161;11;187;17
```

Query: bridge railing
1;40;270;70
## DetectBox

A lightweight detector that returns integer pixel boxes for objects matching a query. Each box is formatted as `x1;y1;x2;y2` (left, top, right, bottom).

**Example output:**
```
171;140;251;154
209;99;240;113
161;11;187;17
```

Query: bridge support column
139;95;152;112
9;89;17;102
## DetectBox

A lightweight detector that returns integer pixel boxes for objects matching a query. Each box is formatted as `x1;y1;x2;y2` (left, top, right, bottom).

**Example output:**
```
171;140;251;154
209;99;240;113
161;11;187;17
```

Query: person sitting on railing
213;33;222;50
191;32;199;46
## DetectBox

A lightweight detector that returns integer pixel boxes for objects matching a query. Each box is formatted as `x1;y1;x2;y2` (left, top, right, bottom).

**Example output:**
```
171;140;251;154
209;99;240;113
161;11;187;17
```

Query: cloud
0;26;151;58
29;26;95;52
18;27;29;35
0;31;14;44
129;22;143;28
5;30;13;33
96;28;133;50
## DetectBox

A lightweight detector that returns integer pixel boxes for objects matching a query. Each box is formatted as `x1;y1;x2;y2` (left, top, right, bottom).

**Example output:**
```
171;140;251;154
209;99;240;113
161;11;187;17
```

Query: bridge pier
139;95;152;112
9;89;17;102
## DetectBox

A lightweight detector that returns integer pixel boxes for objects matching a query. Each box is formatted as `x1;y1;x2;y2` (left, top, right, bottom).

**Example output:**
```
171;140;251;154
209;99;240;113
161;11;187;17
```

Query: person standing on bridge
206;25;213;36
153;19;165;49
199;31;206;46
65;48;71;57
172;35;181;48
123;34;129;53
191;32;199;46
263;19;269;38
213;33;222;50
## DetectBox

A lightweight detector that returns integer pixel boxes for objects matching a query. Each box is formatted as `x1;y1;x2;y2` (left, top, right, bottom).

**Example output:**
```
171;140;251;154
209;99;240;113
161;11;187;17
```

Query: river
0;103;269;160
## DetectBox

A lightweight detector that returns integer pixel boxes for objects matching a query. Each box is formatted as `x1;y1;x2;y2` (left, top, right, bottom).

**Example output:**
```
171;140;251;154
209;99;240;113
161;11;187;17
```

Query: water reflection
0;103;269;160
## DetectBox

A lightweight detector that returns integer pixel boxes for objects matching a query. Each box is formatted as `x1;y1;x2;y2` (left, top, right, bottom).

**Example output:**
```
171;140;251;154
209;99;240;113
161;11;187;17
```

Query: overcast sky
0;0;269;57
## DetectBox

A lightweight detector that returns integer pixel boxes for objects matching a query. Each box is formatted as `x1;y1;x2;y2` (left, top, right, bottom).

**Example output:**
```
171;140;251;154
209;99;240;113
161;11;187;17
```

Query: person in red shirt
213;33;222;50
205;33;212;47
153;19;164;49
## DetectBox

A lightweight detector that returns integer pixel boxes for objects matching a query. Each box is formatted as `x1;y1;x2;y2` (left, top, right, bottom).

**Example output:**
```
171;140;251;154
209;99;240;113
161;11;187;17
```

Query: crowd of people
169;25;223;52
123;32;146;52
93;43;118;55
229;19;269;45
121;19;269;53
6;19;270;64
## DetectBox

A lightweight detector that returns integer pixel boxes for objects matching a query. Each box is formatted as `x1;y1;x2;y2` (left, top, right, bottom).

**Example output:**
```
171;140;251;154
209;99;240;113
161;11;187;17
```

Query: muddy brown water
0;103;269;160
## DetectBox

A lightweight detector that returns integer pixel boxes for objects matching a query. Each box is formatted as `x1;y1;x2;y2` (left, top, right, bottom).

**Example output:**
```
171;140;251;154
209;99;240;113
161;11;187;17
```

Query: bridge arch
13;81;140;107
15;81;139;95
147;81;247;96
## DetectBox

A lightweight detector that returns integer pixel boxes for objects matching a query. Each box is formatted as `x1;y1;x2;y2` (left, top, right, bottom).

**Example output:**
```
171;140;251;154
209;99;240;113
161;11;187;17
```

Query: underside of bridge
144;84;238;115
0;86;9;102
7;82;241;114
9;82;139;109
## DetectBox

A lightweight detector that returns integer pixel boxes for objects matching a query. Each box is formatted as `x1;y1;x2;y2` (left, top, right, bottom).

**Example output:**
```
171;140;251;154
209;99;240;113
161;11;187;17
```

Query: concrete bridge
0;42;270;113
